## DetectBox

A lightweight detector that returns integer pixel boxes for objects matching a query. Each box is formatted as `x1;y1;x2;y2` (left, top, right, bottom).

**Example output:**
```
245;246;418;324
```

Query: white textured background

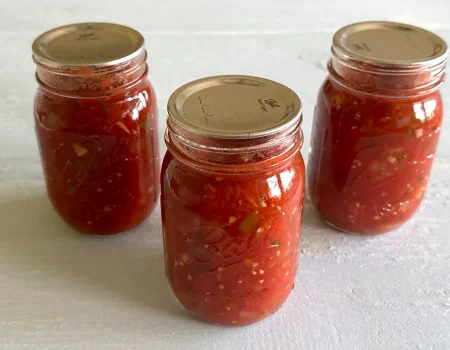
1;1;450;349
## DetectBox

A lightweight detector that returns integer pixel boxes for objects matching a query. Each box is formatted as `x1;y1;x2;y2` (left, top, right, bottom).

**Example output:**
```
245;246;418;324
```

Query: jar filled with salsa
161;75;305;326
33;23;159;235
308;21;448;234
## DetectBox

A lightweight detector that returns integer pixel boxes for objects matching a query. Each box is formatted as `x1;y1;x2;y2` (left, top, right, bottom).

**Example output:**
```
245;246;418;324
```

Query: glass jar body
161;140;305;326
308;74;443;234
34;75;160;235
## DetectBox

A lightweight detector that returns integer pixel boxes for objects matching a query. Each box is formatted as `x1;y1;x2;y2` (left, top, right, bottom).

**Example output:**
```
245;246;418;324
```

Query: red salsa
32;23;159;234
161;75;305;325
308;78;442;234
307;21;447;234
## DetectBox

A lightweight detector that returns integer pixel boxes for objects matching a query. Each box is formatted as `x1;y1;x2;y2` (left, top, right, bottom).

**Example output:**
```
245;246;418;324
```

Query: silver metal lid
32;22;145;68
167;75;302;139
333;21;448;67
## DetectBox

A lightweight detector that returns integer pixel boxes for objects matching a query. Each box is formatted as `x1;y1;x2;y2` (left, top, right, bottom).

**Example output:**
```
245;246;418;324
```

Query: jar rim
328;56;446;98
165;125;303;174
35;60;149;98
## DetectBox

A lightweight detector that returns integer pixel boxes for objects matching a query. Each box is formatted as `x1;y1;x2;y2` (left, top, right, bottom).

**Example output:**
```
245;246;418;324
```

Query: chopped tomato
308;77;443;234
34;78;160;234
161;148;304;325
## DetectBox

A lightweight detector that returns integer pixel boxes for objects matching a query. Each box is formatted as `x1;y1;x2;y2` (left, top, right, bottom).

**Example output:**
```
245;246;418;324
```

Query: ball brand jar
33;23;159;235
161;75;305;326
308;21;448;235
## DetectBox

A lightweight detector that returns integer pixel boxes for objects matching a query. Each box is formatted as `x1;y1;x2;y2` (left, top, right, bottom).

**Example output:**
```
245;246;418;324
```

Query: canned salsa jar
308;21;448;235
33;23;159;235
161;76;305;326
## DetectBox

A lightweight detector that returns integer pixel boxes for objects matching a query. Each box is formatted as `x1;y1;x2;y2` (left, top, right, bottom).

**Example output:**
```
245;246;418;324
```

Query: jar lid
32;22;145;68
333;21;448;68
167;75;302;139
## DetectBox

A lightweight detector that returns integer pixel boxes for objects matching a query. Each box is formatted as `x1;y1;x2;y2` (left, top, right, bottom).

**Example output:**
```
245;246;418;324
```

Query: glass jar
308;21;448;235
161;75;305;326
32;23;159;235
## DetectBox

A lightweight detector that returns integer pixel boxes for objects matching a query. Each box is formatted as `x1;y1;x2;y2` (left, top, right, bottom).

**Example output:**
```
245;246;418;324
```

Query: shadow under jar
32;23;159;235
307;21;448;235
161;76;305;326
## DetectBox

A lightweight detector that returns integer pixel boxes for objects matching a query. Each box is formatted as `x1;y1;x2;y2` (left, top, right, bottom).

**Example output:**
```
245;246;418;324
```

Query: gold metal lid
32;22;145;68
167;75;302;139
333;21;448;67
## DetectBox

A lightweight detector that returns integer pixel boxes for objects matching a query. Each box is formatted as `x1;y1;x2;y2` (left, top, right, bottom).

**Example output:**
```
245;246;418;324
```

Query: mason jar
307;21;448;234
161;75;305;326
33;23;159;235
